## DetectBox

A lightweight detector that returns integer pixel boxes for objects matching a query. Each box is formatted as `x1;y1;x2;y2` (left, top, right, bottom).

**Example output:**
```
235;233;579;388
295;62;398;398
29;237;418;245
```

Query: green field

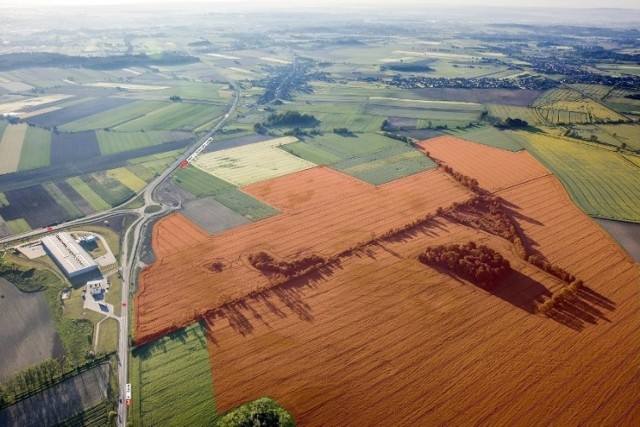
18;127;51;171
213;188;279;221
126;163;157;182
116;102;225;132
173;166;278;220
129;149;183;174
83;172;134;207
131;322;216;427
518;132;640;222
448;126;525;152
57;401;112;427
96;130;183;155
487;104;547;126
363;98;482;126
281;132;437;185
174;166;234;197
6;218;30;234
66;177;111;211
42;182;83;219
59;101;167;132
96;318;118;354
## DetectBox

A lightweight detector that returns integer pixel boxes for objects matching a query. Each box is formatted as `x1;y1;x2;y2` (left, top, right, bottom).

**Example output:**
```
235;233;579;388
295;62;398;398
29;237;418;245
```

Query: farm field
96;130;190;155
137;137;639;426
0;94;73;115
66;177;111;212
418;135;550;192
0;278;64;383
597;219;640;262
486;104;547;126
411;88;544;106
516;132;640;222
115;102;225;132
135;166;473;342
533;88;628;124
17;127;51;171
106;167;147;192
28;97;134;129
0;185;69;229
130;322;216;427
58;101;167;132
0;123;27;175
181;197;250;234
281;132;437;185
0;363;112;427
446;126;525;152
192;136;315;186
364;97;483;127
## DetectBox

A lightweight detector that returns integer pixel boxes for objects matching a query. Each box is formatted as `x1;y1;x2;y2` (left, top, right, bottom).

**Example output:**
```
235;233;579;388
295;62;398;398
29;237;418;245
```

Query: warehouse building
41;232;99;278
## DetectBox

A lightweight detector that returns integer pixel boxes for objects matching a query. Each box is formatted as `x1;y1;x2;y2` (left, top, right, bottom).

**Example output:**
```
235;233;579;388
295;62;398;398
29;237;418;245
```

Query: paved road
0;82;239;427
115;82;239;426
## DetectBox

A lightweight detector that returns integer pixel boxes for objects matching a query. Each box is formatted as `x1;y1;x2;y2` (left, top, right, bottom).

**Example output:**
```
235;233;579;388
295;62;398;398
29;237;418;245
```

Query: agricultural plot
27;97;134;129
595;123;640;151
487;104;547;126
282;133;437;185
42;182;83;219
50;131;100;164
517;132;640;222
0;363;111;427
0;185;69;229
0;94;73;115
17;127;51;171
128;149;183;175
106;167;147;192
59;101;167;132
364;97;483;127
192;136;315;186
568;84;613;100
181;197;250;234
173;166;278;222
136;166;473;342
311;112;384;133
131;322;216;427
533;88;628;124
447;126;525;152
54;180;96;216
0;278;64;383
0;123;27;175
412;88;544;106
65;177;111;212
82;172;134;207
116;102;225;132
96;130;190;155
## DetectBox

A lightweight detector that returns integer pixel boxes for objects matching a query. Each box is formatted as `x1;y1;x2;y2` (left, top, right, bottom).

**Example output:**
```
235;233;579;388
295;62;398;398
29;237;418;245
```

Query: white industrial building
41;232;99;278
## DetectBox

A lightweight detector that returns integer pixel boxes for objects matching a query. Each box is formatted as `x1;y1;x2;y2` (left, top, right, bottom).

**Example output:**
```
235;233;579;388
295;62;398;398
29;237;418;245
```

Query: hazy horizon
2;0;640;9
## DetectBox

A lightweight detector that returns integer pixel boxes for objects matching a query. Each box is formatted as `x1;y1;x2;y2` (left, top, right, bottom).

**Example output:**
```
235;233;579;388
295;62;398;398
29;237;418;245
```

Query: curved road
0;82;239;427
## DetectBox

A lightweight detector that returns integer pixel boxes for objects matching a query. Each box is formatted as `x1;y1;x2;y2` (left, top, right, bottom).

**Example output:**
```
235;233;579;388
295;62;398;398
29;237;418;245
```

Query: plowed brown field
418;135;550;191
136;167;472;341
137;136;640;426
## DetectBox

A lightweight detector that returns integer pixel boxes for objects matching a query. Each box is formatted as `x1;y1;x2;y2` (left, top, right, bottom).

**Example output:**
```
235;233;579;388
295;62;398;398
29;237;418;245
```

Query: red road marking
122;302;127;307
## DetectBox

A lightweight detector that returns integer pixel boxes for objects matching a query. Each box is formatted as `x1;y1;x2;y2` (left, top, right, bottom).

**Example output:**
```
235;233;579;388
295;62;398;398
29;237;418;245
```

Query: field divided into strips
66;177;111;212
595;123;640;151
131;322;216;427
282;133;437;185
312;112;384;133
59;101;167;132
569;84;614;100
17;127;51;171
106;167;147;192
192;136;315;186
487;104;547;126
116;102;225;132
173;166;278;221
0;123;27;174
364;97;483;127
533;88;628;124
83;172;134;207
128;150;182;175
42;182;83;219
447;126;525;152
96;130;189;155
0;94;72;115
517;133;640;222
6;219;30;234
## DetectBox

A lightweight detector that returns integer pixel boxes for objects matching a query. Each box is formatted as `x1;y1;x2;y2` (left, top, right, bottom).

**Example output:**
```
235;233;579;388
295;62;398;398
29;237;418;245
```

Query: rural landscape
0;1;639;426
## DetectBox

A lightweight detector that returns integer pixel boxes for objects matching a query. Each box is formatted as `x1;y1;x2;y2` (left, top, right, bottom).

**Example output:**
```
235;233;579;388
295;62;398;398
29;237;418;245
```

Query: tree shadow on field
382;218;449;245
546;286;616;332
490;269;552;313
205;262;339;341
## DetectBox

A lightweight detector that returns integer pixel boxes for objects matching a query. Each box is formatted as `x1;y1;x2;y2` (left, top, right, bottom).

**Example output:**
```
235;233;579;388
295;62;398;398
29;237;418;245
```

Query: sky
3;0;640;8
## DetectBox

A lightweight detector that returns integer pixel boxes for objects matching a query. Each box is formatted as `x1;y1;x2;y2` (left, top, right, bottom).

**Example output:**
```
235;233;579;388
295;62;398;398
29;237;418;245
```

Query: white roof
41;232;98;276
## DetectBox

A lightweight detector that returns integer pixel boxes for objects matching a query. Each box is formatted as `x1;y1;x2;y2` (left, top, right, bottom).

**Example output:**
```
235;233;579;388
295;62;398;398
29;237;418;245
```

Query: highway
0;82;239;427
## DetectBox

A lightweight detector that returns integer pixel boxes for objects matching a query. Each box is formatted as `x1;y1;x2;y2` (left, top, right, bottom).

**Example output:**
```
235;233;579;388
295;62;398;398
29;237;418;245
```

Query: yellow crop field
0;94;72;115
106;167;148;192
192;136;316;186
533;88;627;124
487;104;547;125
0;123;28;175
517;132;640;222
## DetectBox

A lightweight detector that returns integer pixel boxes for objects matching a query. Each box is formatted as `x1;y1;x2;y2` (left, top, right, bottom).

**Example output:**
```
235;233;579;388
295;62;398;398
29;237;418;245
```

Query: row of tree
248;251;326;278
418;241;511;290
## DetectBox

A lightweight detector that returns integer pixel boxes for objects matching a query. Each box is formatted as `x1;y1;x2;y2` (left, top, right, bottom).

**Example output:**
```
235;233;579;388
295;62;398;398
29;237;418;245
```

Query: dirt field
137;136;640;425
50;131;101;165
0;278;64;383
181;197;250;234
418;135;550;191
136;167;472;342
0;363;111;427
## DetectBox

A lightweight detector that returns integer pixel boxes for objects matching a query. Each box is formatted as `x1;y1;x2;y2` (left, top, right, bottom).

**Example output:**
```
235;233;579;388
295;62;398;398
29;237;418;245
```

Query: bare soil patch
182;197;250;234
